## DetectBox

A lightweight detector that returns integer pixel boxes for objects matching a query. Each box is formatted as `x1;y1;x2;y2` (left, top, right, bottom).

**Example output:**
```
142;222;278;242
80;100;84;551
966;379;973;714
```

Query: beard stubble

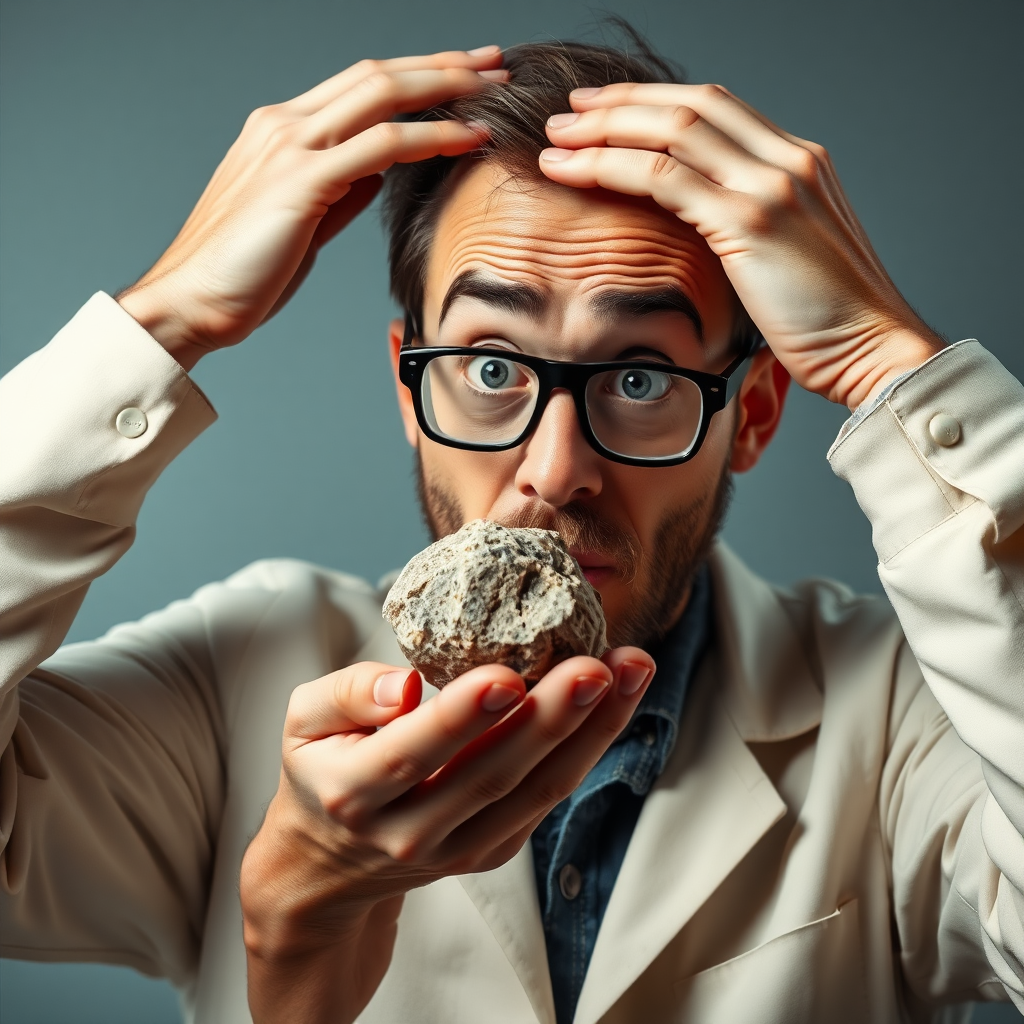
414;454;733;651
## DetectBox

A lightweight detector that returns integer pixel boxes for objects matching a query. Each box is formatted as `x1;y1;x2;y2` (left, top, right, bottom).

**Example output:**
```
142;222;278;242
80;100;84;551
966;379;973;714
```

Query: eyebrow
438;270;546;327
437;270;704;343
591;286;704;343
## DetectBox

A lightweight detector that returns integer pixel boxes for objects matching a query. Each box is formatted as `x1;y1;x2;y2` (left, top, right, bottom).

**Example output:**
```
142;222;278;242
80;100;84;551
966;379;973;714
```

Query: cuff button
928;413;961;447
115;407;148;438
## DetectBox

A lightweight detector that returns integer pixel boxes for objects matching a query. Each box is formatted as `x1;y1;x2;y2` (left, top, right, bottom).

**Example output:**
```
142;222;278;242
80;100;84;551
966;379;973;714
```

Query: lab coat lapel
572;658;787;1024
574;543;822;1024
709;543;824;743
459;843;557;1024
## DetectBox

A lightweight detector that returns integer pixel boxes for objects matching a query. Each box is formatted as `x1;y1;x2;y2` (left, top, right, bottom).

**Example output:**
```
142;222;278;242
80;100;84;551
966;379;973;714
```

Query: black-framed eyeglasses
398;313;761;467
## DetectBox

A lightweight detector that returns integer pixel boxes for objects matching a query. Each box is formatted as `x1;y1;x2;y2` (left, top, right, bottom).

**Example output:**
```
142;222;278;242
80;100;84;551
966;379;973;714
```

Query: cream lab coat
0;294;1022;1023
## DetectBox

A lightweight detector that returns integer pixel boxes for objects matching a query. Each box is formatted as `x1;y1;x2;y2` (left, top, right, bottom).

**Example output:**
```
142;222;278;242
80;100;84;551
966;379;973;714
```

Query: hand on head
118;47;507;369
540;83;944;409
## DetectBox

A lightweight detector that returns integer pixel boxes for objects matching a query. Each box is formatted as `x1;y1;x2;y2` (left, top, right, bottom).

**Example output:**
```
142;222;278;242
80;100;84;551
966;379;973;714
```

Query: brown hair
381;27;758;351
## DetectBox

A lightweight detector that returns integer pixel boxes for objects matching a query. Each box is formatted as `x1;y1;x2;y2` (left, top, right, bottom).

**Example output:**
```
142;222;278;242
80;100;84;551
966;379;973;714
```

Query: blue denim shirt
530;564;712;1024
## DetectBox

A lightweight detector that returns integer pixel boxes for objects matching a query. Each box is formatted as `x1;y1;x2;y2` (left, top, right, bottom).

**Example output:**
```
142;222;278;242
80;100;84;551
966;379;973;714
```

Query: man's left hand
540;83;944;409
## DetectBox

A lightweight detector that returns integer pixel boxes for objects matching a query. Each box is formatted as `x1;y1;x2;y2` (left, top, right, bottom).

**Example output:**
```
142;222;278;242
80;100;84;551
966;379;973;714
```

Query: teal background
1;0;1021;1020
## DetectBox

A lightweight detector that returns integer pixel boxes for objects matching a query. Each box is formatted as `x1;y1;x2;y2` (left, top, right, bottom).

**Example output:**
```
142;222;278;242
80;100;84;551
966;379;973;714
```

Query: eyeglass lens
421;353;704;459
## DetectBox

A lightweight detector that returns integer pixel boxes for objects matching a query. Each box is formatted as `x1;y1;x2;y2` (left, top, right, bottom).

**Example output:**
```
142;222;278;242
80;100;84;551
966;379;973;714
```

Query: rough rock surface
383;519;608;689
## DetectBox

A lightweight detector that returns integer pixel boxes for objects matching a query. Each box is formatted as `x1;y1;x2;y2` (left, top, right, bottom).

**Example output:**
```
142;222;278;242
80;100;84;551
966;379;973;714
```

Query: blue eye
467;355;521;391
612;369;671;402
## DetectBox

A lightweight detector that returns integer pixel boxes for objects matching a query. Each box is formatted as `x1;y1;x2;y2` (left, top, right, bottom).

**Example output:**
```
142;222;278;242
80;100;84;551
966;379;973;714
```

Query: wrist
241;788;398;1024
838;325;946;411
241;790;370;957
117;282;210;373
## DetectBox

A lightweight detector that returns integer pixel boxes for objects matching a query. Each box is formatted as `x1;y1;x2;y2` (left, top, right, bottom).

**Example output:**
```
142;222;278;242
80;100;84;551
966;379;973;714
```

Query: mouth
571;550;617;589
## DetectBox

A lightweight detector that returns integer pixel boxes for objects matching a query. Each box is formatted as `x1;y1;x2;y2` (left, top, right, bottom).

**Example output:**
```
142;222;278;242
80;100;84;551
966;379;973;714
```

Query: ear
389;318;420;449
729;348;790;474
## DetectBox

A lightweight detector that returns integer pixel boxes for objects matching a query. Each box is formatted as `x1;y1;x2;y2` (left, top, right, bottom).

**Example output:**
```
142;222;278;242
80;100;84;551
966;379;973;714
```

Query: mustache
500;502;642;586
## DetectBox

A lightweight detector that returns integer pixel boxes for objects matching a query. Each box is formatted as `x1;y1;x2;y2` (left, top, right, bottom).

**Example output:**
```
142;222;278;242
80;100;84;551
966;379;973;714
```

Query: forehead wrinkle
445;247;709;281
441;230;713;285
442;247;715;317
437;218;714;299
441;222;704;263
425;161;732;345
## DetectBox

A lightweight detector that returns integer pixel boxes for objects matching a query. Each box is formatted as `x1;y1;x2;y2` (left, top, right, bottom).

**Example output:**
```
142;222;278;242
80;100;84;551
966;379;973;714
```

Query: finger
547;105;771;194
539;145;735;239
298;67;507;150
714;93;872;249
284;662;422;745
569;83;817;177
312;120;486;202
664;87;871;250
567;82;866;236
599;645;658;690
313;664;528;821
698;86;834;161
286;47;504;116
438;651;655;862
387;654;623;842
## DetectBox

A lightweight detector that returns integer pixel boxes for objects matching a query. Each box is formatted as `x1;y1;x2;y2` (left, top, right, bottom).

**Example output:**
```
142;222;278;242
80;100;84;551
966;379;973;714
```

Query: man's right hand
239;650;654;1024
117;48;506;370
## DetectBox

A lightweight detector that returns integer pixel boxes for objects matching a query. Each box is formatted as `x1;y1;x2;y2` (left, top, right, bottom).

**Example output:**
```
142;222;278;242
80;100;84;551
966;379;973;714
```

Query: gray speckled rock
382;519;607;689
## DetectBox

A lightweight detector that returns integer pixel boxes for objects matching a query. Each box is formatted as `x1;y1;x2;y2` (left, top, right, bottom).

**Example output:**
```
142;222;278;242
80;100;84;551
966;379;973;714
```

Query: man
0;32;1021;1024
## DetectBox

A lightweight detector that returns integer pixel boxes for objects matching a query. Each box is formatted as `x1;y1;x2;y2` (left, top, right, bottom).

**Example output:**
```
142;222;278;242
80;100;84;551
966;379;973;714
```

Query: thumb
285;664;422;748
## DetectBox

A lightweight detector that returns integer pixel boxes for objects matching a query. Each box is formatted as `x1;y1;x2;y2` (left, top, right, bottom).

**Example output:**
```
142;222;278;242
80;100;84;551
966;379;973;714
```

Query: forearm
0;294;215;697
0;294;216;694
0;292;218;926
831;339;1024;1005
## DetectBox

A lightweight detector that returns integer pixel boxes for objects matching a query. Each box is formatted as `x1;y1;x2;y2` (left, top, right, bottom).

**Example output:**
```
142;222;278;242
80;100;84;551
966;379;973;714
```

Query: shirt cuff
0;292;217;528
828;340;1024;562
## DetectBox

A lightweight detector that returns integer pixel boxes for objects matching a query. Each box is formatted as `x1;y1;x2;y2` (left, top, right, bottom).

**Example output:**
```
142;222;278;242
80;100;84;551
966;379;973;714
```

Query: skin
116;48;945;1024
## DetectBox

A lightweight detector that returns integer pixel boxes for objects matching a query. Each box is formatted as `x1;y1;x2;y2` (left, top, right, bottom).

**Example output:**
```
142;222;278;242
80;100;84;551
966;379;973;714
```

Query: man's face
392;161;752;649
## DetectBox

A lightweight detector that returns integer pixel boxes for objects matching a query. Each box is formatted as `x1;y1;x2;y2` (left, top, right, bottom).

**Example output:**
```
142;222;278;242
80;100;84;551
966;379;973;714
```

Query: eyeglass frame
398;312;763;468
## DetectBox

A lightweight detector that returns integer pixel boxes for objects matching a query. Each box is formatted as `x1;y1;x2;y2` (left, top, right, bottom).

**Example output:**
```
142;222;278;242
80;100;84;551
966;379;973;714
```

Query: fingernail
571;87;601;99
482;684;520;712
540;148;574;162
374;669;411;707
547;112;579;129
619;663;651;696
479;69;510;82
464;119;490;137
573;676;610;707
468;44;501;56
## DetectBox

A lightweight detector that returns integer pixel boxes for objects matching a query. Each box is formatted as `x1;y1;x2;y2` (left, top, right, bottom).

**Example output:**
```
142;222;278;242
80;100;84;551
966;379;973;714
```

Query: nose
515;390;603;506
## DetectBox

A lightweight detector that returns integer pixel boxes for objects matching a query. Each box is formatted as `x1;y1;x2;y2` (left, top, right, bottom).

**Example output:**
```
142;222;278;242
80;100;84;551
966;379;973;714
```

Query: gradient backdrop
1;1;1021;1021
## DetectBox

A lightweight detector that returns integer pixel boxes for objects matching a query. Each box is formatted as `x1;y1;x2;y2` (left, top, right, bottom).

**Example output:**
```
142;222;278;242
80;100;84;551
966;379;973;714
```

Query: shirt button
559;863;582;901
115;407;148;439
928;413;961;447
